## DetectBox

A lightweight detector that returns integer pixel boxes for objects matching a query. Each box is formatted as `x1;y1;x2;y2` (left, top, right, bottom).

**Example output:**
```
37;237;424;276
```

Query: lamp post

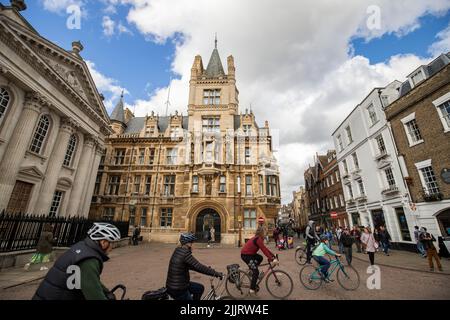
238;215;242;247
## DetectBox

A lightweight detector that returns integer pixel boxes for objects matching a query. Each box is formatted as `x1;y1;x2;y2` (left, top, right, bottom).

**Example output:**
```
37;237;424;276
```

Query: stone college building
89;41;281;244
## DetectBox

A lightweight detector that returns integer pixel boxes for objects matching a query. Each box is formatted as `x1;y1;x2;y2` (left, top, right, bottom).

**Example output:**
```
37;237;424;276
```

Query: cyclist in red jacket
241;226;279;295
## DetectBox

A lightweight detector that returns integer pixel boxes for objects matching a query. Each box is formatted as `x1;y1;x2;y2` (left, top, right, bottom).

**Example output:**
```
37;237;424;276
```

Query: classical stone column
66;135;96;216
80;144;103;217
0;92;45;210
34;117;78;215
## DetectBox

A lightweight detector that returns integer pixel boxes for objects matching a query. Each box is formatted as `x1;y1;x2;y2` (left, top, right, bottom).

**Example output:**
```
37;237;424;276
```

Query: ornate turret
109;91;126;135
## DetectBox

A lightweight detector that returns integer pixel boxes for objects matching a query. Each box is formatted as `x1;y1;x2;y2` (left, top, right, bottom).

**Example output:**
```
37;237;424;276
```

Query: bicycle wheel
265;270;294;299
299;265;322;290
337;265;360;290
225;270;251;299
295;247;307;265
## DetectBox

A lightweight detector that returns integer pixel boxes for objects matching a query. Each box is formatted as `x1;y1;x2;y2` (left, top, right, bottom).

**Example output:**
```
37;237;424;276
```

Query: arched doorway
195;208;221;242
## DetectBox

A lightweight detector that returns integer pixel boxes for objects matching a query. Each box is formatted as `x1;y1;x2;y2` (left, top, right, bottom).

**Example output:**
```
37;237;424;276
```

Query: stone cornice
23;91;48;113
60;117;80;133
0;18;112;134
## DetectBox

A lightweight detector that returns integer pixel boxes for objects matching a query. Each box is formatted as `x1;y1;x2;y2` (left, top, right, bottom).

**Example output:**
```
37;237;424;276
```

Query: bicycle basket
141;287;169;300
226;264;241;284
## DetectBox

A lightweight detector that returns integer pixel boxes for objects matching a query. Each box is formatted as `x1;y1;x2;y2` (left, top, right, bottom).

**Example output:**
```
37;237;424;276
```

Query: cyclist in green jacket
312;234;341;282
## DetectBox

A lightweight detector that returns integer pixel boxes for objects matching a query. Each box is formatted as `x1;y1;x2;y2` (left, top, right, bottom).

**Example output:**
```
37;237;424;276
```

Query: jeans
313;256;331;278
241;254;263;290
355;240;362;253
306;240;315;263
338;241;344;254
168;282;205;300
343;246;352;265
416;241;426;256
381;241;390;254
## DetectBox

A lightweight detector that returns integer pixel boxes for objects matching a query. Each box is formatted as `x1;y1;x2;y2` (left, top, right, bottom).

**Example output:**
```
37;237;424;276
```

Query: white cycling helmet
88;222;121;242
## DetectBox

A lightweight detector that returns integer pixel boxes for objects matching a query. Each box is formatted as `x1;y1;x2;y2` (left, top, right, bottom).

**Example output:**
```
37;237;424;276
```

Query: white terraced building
332;81;419;248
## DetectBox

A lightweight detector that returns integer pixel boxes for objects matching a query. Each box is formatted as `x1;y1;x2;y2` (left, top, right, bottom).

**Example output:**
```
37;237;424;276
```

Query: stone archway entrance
195;208;221;242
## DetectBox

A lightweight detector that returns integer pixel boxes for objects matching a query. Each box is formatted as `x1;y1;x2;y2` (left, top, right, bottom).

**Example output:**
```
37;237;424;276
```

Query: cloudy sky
21;0;450;203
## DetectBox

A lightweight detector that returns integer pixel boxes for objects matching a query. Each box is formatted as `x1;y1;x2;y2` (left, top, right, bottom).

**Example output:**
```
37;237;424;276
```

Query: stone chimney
71;41;84;56
10;0;27;11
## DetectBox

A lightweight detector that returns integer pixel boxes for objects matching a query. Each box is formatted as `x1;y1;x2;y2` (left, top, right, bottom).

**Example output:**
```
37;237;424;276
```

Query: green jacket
312;243;337;257
79;258;109;300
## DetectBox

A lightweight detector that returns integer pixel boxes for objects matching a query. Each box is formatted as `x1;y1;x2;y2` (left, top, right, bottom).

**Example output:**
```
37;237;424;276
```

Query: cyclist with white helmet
33;222;121;300
166;233;223;300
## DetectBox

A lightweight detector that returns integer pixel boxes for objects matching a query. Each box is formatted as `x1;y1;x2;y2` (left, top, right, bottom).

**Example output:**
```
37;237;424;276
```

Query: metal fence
0;210;129;253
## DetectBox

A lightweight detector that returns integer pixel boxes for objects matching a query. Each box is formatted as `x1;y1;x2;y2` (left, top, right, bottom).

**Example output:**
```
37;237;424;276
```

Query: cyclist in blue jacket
312;234;341;282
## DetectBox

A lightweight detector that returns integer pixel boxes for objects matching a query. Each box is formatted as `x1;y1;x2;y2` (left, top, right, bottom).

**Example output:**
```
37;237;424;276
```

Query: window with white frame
245;175;252;196
347;184;353;199
342;159;348;174
434;98;450;131
108;175;120;195
166;148;177;165
160;208;173;228
63;134;77;167
219;175;226;193
114;149;125;165
357;179;365;196
345;126;353;144
192;175;199;193
337;135;343;151
375;134;386;155
138;148;145;164
145;176;151;195
134;175;141;194
163;175;176;196
259;175;264;195
140;207;147;227
380;96;389;108
401;113;423;146
202;117;220;133
204;142;213;162
244;209;257;229
367;104;378;125
49;191;63;217
384;168;396;187
203;89;221;105
149;148;155;165
0;88;10;123
352;153;359;170
30;115;50;154
419;166;440;195
245;147;251;164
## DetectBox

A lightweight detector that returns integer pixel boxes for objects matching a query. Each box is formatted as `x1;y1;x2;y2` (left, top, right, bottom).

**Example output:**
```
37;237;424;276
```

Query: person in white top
360;227;379;266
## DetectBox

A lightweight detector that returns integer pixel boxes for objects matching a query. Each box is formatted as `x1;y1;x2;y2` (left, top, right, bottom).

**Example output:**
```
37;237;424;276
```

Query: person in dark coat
379;226;391;256
340;228;354;265
166;233;223;300
132;226;141;246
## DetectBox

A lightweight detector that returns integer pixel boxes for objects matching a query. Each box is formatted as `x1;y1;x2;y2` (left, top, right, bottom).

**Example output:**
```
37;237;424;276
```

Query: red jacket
241;236;275;261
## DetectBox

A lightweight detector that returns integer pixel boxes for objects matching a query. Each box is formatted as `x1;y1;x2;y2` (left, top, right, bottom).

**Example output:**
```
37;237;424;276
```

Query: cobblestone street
1;240;449;300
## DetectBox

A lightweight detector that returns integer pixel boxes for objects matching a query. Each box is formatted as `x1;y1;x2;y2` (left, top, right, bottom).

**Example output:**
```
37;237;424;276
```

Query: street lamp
238;215;242;247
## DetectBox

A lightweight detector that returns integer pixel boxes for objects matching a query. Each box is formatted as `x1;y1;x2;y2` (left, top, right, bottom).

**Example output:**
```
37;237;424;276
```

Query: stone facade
0;3;110;217
385;54;450;238
291;186;309;230
89;44;281;245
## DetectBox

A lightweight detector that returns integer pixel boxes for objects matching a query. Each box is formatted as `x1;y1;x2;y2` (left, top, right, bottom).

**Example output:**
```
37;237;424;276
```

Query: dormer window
411;69;425;86
203;89;221;105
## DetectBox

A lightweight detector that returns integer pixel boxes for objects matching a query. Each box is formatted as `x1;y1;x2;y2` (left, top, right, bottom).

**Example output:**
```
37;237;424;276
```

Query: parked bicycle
299;255;360;290
225;254;293;299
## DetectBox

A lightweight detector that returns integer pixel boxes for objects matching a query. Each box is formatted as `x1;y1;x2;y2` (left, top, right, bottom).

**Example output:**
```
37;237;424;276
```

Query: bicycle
202;276;233;300
299;255;360;291
226;254;293;300
295;244;307;265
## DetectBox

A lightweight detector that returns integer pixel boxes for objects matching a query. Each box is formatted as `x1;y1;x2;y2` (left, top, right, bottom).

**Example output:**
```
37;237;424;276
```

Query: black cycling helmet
180;233;197;245
320;234;328;241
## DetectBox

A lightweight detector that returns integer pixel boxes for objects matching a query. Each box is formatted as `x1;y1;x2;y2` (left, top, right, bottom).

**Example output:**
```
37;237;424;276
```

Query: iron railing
0;210;129;253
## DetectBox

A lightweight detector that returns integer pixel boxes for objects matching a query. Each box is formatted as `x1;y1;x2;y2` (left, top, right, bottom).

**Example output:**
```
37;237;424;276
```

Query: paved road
1;242;449;300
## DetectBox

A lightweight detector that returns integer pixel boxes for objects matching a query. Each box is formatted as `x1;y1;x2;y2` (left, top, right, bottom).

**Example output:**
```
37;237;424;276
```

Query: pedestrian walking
336;227;343;253
351;226;362;253
132;225;141;246
273;227;280;249
361;227;378;266
209;226;215;245
414;226;426;257
25;223;54;271
379;226;391;256
420;227;443;272
340;228;354;265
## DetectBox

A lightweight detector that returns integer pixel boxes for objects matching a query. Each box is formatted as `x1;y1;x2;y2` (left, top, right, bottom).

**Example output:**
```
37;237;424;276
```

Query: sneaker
39;266;48;271
249;289;257;297
24;263;31;271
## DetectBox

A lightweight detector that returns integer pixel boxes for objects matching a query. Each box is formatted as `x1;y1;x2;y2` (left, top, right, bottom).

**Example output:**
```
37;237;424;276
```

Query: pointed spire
110;93;125;123
205;34;225;78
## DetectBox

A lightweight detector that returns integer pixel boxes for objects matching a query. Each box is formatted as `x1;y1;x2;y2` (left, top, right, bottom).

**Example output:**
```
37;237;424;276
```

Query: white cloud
428;22;450;57
41;0;84;13
102;16;116;36
85;61;128;112
118;22;133;35
68;0;449;203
